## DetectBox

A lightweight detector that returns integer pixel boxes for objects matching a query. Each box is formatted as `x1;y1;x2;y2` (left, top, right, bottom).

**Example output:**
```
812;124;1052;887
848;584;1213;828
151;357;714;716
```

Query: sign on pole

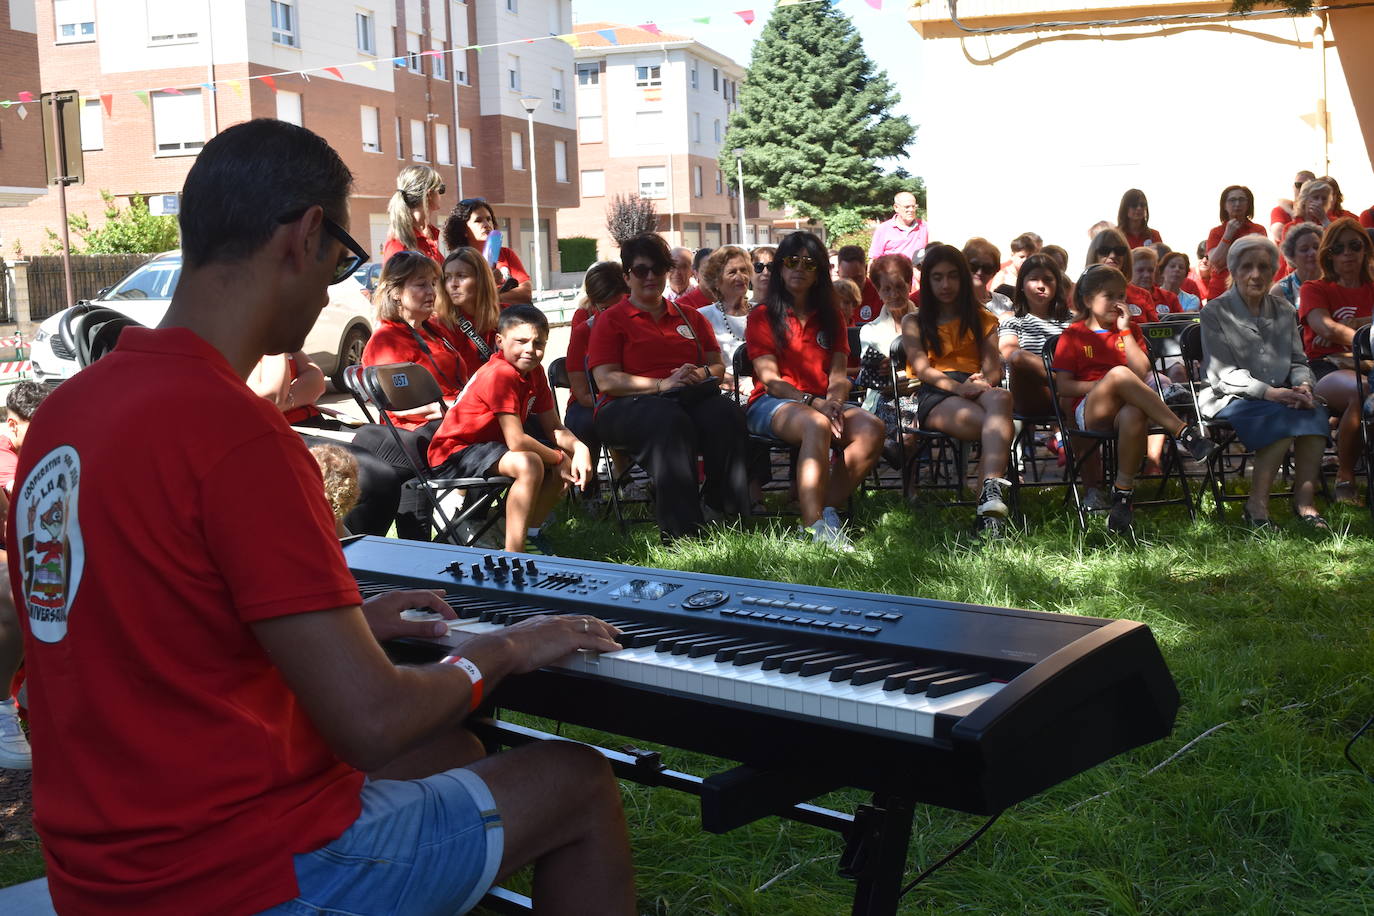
41;90;83;187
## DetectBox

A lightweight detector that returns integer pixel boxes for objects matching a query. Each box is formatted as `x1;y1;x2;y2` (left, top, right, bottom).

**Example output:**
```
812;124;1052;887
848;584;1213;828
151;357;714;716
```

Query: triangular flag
200;83;216;92
595;29;619;45
0;101;10;109
640;23;660;35
324;66;344;80
100;93;112;116
735;10;755;24
261;75;277;92
227;79;242;95
556;34;579;48
691;17;711;24
864;0;881;8
392;57;406;66
134;91;150;108
16;105;26;120
360;60;376;70
163;87;183;95
17;91;33;103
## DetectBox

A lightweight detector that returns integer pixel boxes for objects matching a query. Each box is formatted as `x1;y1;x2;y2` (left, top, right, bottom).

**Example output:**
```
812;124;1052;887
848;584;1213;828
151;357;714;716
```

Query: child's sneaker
976;477;1011;518
0;698;32;770
1176;426;1219;463
801;517;856;553
1107;487;1135;533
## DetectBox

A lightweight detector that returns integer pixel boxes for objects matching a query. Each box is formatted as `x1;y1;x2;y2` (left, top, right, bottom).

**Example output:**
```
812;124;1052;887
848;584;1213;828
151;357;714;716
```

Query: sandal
1332;480;1360;506
1241;506;1277;531
1294;511;1331;531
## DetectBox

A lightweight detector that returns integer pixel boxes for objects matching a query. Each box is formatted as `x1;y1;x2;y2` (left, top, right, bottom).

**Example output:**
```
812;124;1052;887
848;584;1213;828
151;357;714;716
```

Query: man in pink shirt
868;192;928;271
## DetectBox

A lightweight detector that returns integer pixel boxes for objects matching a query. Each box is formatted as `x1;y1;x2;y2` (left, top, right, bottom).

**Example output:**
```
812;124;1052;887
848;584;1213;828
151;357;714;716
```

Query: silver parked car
29;251;377;388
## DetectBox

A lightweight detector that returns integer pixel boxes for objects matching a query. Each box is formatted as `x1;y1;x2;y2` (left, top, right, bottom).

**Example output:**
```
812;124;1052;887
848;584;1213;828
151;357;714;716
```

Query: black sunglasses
1330;239;1366;256
781;255;817;272
277;208;370;284
437;183;446;196
967;261;996;276
459;197;486;208
753;261;773;273
627;263;668;279
1098;246;1129;260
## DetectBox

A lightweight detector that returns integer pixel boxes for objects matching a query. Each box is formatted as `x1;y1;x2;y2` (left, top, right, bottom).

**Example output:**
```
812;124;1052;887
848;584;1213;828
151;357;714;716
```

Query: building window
270;0;297;47
635;65;661;88
355;10;374;54
715;170;723;195
146;0;198;44
458;127;473;167
360;105;381;153
638;166;666;199
683;221;702;248
692;113;700;143
54;0;96;42
406;32;422;73
576;62;598;86
581;169;604;197
80;99;102;151
547;1;562;34
693;166;702;198
712;67;719;91
410;120;427;161
152;89;204;156
578;115;602;144
395;117;404;159
713;119;721;143
507;55;521;92
456;50;469;85
435;123;451;165
276;90;302;126
689;59;698;90
434;42;448;80
505;0;516;12
554;140;568;182
512;131;523;170
552;70;564;111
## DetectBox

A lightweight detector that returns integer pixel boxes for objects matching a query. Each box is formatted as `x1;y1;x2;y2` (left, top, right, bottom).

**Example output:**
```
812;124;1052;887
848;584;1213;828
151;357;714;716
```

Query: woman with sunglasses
1299;217;1374;504
962;238;1013;319
1086;228;1157;325
745;233;882;549
902;244;1015;537
382;165;445;265
749;246;776;306
1206;185;1266;301
588;232;751;540
442;197;532;305
1116;189;1162;250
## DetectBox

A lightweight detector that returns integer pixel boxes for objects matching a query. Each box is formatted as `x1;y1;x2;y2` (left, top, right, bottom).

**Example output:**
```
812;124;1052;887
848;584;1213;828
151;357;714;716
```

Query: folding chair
57;303;142;369
358;362;513;545
1137;321;1199;510
1178;322;1245;519
1352;324;1374;521
887;337;978;509
561;357;654;532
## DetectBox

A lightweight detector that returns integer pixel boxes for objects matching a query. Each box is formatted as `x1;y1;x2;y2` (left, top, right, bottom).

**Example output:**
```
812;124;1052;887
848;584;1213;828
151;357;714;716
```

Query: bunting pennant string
0;0;889;108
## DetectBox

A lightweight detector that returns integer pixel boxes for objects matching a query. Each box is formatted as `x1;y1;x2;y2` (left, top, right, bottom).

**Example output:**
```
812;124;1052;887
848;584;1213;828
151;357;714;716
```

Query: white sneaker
821;506;843;530
802;518;856;553
976;477;1011;518
0;699;32;770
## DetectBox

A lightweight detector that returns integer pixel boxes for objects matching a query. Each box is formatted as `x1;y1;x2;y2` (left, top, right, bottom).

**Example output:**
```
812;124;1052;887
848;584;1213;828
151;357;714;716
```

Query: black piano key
679;636;743;658
761;648;819;671
848;661;913;687
491;608;552;625
652;632;710;653
882;666;947;691
798;653;868;677
903;669;966;695
715;641;780;663
659;633;717;655
925;672;992;698
826;657;893;682
731;644;791;666
777;651;841;675
621;628;687;649
688;638;749;659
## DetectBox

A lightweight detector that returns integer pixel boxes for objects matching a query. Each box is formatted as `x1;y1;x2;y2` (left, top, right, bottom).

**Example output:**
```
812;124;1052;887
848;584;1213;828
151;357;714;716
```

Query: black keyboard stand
468;716;937;916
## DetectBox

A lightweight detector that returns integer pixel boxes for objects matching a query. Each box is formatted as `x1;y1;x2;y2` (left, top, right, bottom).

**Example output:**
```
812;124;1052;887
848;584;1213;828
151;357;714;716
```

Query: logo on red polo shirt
16;445;85;643
676;325;694;339
859;306;873;321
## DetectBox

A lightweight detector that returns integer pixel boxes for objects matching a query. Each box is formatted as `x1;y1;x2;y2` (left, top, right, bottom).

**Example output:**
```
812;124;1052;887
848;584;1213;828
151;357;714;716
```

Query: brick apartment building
2;0;578;286
0;1;46;228
558;22;784;260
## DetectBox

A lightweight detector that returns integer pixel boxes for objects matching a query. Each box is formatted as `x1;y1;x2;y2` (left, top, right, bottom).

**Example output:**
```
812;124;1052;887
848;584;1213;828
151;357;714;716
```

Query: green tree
45;191;179;255
721;3;916;219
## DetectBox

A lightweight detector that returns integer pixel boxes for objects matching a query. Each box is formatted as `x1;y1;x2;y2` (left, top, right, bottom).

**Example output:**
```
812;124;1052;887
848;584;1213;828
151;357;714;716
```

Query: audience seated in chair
1000;253;1075;418
857;254;919;459
435;246;501;380
565;261;632;497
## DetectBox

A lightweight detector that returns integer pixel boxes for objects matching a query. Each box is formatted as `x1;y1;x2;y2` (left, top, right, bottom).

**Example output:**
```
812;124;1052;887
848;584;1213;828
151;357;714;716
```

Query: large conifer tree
721;3;915;216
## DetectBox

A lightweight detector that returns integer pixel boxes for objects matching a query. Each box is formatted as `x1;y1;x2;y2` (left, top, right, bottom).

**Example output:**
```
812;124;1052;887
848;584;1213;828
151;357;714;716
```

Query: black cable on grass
1345;715;1374;785
899;811;1003;899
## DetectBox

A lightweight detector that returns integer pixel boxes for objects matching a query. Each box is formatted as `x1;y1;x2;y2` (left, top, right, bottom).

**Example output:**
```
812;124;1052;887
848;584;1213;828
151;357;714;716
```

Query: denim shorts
746;393;801;436
259;768;504;916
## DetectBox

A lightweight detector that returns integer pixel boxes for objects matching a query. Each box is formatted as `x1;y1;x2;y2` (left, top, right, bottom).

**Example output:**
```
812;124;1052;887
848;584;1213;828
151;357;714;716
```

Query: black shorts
914;371;971;426
434;440;509;479
1308;358;1341;382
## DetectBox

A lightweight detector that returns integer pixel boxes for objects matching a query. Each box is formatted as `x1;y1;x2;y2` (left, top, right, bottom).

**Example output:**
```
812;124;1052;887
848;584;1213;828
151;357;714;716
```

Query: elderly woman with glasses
1200;236;1329;528
442;197;532;305
963;237;1013;319
587;232;751;541
1299;217;1374;504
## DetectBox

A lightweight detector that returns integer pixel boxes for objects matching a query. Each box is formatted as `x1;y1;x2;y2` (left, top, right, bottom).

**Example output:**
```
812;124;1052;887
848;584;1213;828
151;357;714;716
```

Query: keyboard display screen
609;579;682;601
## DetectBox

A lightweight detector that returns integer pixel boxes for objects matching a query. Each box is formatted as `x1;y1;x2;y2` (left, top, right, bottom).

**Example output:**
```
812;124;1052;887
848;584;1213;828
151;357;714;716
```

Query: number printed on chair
391;374;409;387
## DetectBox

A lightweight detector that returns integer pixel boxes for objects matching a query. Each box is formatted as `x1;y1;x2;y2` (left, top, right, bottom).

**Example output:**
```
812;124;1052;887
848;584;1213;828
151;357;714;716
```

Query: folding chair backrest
362;362;446;414
1039;334;1076;431
1178;322;1205;383
847;326;862;358
1139;321;1186;363
1162;311;1198;322
1354;324;1373;363
546;356;569;415
887;335;906;393
342;363;377;423
731;344;754;403
58;304;143;368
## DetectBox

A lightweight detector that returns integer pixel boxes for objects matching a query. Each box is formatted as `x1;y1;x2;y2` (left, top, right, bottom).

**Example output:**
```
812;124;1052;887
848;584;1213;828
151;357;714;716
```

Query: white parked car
29;251;378;388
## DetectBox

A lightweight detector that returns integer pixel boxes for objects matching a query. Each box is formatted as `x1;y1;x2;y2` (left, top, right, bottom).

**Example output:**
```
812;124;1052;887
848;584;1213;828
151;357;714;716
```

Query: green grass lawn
5;484;1374;915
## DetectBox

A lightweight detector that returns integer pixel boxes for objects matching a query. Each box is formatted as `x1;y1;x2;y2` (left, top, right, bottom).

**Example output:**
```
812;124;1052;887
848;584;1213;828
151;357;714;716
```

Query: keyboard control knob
683;589;729;610
484;555;496;569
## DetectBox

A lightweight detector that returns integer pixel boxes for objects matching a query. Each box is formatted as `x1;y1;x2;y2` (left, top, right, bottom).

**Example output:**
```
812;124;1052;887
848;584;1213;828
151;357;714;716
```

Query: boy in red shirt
428;305;592;553
1053;265;1217;533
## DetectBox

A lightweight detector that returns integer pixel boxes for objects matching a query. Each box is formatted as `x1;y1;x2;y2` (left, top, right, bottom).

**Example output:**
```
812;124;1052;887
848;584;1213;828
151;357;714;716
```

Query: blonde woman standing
382;165;445;265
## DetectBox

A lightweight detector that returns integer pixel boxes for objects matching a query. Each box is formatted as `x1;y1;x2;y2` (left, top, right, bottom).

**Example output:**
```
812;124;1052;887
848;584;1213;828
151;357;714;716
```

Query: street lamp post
733;147;747;248
519;95;544;296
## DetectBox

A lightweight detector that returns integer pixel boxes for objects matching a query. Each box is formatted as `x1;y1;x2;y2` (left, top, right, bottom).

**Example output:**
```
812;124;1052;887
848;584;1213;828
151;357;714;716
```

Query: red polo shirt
382;224;443;266
496;247;531;292
1124;228;1162;249
8;327;363;915
674;285;714;310
428;351;554;468
1125;285;1159;325
1205;221;1266;299
743;307;849;406
1361;207;1374;229
1298;279;1374;360
586;300;720;395
856;280;882;325
1146;286;1182;315
361;320;466;429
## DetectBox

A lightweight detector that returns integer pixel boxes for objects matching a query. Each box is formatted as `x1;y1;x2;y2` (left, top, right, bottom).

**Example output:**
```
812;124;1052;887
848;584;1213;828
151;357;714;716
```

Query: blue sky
571;0;926;156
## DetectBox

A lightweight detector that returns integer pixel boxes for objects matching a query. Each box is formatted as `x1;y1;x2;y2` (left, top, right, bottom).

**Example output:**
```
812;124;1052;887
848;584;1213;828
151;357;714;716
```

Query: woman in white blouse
697;246;756;398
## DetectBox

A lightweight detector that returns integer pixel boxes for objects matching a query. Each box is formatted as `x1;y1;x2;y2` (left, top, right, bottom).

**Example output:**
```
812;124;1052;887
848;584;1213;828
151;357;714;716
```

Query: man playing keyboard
6;119;634;916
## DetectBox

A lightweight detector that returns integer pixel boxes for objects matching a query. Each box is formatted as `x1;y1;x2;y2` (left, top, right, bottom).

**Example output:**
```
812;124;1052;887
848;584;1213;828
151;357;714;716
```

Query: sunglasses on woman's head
459;197;486;208
437;184;446;196
753;261;772;273
627;263;668;279
1330;239;1366;256
781;255;817;272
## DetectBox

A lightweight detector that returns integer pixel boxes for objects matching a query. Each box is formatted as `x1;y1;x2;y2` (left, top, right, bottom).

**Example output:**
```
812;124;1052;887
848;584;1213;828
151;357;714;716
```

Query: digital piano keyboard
344;536;1179;819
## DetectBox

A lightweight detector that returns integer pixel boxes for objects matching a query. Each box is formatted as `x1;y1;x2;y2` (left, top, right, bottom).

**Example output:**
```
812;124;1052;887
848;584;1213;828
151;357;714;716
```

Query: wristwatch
801;393;816;407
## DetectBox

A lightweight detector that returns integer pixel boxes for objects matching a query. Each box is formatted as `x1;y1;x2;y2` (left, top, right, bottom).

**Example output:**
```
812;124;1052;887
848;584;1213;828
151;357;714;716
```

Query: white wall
242;0;395;92
474;0;573;129
10;0;36;32
915;13;1373;268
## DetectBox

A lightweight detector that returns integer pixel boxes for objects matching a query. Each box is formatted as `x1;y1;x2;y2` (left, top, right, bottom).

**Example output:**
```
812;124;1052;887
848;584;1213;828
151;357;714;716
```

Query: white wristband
440;655;485;711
